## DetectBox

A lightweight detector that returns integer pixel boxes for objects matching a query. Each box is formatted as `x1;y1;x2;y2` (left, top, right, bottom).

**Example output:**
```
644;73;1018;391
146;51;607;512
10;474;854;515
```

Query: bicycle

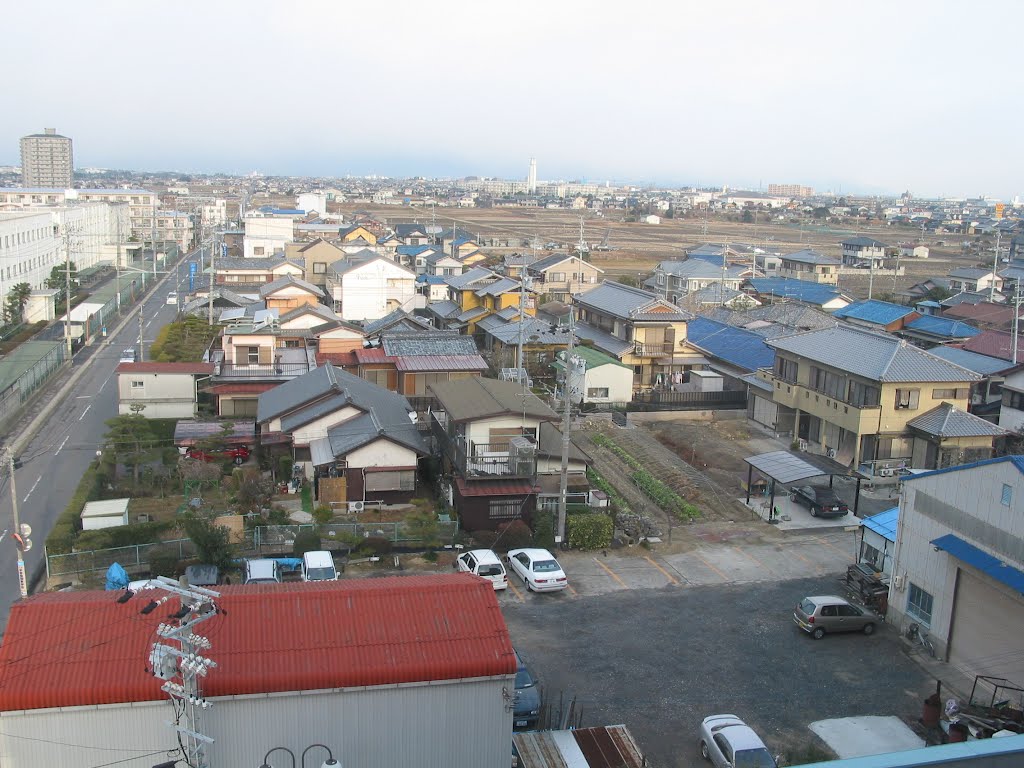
906;622;936;658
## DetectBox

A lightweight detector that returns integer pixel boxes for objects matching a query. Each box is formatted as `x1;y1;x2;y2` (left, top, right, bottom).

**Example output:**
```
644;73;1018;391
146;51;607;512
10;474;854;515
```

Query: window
1001;483;1012;506
364;470;415;492
489;499;521;521
907;583;934;626
847;380;881;408
932;388;956;399
809;366;846;400
774;357;798;383
894;388;920;410
313;262;327;274
548;272;565;282
1003;390;1024;411
130;380;145;390
223;398;258;417
656;273;665;285
247;347;261;365
253;247;265;256
587;387;610;398
362;368;390;388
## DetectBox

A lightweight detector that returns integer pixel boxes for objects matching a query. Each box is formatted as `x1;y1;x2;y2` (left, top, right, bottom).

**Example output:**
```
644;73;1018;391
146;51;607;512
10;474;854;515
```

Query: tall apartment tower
527;157;537;194
20;128;74;188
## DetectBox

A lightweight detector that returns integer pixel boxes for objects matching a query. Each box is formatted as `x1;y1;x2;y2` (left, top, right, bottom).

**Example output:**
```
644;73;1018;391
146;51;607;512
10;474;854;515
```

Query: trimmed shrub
567;513;614;549
360;536;392;556
312;505;333;525
292;530;321;557
147;546;181;578
73;521;172;552
532;509;555;551
471;530;498;549
494;520;533;552
278;456;294;481
46;461;104;554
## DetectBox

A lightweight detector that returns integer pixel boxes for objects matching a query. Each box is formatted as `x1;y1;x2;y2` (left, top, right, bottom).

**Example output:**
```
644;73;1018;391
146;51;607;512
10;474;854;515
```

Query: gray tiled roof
484;317;571;346
381;332;478;357
947;267;995;280
780;248;841;266
475;277;521;297
572;322;634;357
841;236;888;248
527;253;585;273
326;409;426;457
768;326;981;383
258;274;325;298
907;403;1006;438
445;267;495;290
216;257;304;271
362;308;433;336
574;281;693;321
279;303;339;324
655;260;745;279
425;300;460;319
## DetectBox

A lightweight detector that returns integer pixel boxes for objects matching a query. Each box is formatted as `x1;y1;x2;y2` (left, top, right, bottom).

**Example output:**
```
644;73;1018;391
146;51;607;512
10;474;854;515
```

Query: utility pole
115;214;122;311
867;254;875;301
990;231;1002;303
556;308;576;547
7;452;29;598
208;232;217;327
138;307;145;362
63;229;74;358
1014;283;1021;364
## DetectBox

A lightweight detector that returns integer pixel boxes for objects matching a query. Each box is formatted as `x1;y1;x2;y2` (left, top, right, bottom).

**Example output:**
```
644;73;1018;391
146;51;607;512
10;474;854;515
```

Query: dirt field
343;204;989;300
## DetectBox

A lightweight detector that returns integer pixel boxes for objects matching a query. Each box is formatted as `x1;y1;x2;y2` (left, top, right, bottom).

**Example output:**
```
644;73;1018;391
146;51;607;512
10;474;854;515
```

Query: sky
2;0;1022;198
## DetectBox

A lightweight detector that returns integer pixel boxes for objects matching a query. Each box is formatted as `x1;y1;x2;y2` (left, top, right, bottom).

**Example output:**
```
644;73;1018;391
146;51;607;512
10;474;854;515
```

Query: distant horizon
3;1;1022;201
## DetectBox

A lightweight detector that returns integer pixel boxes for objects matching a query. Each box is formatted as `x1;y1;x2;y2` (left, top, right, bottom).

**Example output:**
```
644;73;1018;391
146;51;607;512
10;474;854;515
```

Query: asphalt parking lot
501;573;933;768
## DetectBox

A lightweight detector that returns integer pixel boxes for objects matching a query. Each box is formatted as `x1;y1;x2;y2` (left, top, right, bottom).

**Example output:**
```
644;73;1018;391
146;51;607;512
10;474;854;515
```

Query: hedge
567;513;614;549
46;461;106;554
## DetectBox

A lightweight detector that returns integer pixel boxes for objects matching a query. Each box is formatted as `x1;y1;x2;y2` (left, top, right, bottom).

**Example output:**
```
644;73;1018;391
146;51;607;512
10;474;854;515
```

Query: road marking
734;546;770;573
505;581;525;603
813;535;852;558
693;550;730;582
22;475;41;503
787;547;823;574
74;395;90;399
643;555;680;586
79;404;92;421
55;435;70;455
565;582;578;597
593;557;628;588
145;320;153;329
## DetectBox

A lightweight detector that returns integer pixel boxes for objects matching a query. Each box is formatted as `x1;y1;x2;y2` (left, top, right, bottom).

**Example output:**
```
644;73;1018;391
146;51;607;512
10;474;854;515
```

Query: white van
301;550;338;582
244;559;281;584
119;347;137;363
455;549;507;590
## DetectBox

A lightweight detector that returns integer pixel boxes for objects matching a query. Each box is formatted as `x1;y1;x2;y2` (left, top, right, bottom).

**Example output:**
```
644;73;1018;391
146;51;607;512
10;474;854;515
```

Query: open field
343;204;996;300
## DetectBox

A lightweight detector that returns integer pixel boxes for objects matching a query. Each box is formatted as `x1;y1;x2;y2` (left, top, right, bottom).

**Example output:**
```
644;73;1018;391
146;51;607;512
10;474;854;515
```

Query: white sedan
699;715;777;768
506;548;568;592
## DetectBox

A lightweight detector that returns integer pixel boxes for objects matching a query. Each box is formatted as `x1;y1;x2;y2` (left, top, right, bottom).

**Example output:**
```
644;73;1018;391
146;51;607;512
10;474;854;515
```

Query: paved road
0;249;205;634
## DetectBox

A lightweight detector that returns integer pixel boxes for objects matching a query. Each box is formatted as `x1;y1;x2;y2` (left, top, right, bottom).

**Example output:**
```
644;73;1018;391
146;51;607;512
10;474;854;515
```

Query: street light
259;744;339;768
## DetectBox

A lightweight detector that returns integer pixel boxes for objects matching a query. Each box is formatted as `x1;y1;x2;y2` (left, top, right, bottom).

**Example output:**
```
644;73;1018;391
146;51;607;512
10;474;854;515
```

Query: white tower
527;157;537;194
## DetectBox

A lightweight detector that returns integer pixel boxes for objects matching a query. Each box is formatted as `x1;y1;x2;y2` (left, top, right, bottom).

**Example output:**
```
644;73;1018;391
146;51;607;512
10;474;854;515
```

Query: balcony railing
431;416;536;478
633;341;676;357
214;362;312;380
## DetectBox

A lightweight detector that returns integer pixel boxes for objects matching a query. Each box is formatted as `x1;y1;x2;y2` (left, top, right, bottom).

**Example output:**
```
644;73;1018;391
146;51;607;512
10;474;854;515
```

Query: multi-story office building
767;183;814;198
20;128;74;188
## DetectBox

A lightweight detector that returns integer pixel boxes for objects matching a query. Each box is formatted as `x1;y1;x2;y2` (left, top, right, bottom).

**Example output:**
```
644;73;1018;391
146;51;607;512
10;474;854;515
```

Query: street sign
16;558;26;598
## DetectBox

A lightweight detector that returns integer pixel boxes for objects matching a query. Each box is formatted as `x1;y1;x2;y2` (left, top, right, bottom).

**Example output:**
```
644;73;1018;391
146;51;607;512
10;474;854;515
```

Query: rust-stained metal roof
513;726;647;768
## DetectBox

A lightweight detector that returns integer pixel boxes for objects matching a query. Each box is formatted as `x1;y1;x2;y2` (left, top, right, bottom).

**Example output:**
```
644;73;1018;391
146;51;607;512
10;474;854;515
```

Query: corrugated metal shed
513;725;647;768
0;575;512;712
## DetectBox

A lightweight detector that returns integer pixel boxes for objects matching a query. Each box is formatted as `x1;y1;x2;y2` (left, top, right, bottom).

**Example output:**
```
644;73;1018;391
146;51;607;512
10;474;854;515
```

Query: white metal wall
0;676;513;768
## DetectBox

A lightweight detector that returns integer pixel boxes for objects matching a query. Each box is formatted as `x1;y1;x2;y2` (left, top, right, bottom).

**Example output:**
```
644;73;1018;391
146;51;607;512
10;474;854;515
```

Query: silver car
699;714;777;768
793;595;878;639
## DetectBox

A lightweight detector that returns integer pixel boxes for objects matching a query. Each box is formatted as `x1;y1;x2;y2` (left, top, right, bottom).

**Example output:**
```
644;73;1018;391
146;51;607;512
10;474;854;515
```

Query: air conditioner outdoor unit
880;468;894;478
893;574;906;591
826;449;837;459
348;501;365;513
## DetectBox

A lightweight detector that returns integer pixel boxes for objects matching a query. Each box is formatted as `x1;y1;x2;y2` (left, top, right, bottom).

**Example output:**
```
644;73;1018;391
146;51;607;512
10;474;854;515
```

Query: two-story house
256;363;427;505
444;268;535;334
840;236;889;267
325;254;417;322
648;259;744;303
572;281;703;390
777;249;841;285
393;223;430;246
259;275;326;312
525;254;604;303
947;267;1003;295
424;251;465;277
215;257;304;290
116;362;214;418
429;377;559;531
284;238;346;288
752;325;983;469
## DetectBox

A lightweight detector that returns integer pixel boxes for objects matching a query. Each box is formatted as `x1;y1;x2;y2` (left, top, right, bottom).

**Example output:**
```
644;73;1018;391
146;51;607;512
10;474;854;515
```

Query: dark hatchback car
790;485;849;517
513;649;542;729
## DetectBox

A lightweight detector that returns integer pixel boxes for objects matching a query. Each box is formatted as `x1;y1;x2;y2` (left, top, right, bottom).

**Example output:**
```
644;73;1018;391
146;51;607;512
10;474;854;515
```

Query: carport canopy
744;450;866;517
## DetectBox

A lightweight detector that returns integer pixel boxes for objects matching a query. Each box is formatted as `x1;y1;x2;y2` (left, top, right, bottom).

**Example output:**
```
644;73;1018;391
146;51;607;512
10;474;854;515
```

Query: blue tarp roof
861;507;898;542
904;315;981;339
746;278;844;306
687;317;775;373
931;533;1024;595
833;300;915;325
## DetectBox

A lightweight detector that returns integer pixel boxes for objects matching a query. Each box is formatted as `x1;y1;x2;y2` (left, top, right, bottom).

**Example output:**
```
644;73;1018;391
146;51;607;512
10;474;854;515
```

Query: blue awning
931;534;1024;595
862;507;898;542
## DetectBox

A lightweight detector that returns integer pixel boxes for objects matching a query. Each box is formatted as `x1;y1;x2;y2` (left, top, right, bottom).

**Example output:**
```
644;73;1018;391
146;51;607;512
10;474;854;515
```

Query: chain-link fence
253;522;460;553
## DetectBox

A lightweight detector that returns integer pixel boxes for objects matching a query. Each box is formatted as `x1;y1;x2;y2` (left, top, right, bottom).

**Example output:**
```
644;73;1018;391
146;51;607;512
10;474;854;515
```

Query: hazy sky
2;1;1021;197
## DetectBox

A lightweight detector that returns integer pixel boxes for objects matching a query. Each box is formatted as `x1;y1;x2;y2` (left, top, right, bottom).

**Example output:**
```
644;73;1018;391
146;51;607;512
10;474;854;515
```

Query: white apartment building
243;212;297;258
20;129;73;188
0;188;157;244
326;255;417;321
0;204;127;306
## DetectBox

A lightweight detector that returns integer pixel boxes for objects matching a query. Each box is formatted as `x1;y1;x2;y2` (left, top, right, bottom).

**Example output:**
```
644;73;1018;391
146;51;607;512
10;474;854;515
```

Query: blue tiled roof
861;507;898;543
904;315;981;339
687;317;775;373
746;278;844;307
833;300;915;326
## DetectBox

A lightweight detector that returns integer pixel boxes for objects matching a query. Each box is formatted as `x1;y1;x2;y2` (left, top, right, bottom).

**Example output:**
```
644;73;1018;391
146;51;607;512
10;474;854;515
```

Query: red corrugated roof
394;355;488;372
960;330;1016;361
354;348;394;363
203;383;275;395
116;362;214;375
455;478;540;497
0;575;513;712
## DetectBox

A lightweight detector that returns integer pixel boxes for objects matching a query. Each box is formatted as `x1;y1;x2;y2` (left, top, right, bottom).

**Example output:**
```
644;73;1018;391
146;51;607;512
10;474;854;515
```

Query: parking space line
692;551;729;582
787;547;823;574
813;535;853;558
643;555;679;586
506;581;525;602
565;583;578;597
593;558;628;589
733;546;770;574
